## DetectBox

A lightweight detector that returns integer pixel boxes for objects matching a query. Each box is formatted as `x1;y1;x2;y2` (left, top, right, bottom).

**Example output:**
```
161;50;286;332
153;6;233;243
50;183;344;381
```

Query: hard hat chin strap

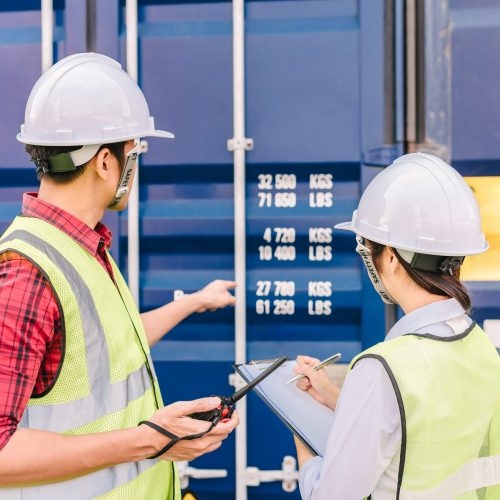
32;144;102;174
356;236;397;305
396;249;464;275
108;140;145;209
356;236;465;303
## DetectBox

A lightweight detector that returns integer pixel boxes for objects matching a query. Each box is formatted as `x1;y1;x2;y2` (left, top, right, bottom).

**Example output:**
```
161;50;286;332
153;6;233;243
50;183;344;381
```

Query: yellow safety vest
350;323;500;499
0;216;180;499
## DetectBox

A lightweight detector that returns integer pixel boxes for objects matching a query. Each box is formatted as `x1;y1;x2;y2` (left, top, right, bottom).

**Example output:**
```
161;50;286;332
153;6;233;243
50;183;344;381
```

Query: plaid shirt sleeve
0;251;59;451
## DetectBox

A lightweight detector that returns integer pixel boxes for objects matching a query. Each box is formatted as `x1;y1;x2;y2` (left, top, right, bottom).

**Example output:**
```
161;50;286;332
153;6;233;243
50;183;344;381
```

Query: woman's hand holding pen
294;355;340;410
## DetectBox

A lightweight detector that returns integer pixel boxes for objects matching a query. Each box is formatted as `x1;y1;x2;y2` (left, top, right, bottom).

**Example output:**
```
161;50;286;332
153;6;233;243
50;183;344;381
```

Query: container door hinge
227;137;254;152
176;461;228;490
244;456;299;492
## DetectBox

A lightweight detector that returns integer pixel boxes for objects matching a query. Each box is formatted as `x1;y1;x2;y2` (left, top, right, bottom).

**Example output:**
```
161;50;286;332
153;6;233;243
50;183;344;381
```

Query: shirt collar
386;298;467;341
22;193;112;256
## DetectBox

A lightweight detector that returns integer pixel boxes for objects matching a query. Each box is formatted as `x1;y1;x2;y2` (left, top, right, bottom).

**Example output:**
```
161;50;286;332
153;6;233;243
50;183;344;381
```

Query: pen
286;353;342;384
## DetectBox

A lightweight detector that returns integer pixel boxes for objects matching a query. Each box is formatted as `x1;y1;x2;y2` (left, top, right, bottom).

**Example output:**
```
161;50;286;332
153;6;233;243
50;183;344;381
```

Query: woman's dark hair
367;239;471;312
26;142;126;185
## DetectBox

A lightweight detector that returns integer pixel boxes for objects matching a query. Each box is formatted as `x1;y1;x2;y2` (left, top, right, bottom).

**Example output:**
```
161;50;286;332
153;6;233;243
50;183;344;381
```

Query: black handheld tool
189;356;288;425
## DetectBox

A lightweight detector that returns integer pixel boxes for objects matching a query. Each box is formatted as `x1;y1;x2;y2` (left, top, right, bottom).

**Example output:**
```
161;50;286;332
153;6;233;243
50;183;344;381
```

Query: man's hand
0;397;238;486
141;280;237;346
193;280;237;313
294;356;340;411
142;397;239;461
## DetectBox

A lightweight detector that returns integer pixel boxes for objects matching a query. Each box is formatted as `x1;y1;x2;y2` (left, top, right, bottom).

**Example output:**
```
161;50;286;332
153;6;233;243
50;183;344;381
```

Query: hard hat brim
334;221;356;232
146;129;175;140
16;129;175;146
334;220;489;256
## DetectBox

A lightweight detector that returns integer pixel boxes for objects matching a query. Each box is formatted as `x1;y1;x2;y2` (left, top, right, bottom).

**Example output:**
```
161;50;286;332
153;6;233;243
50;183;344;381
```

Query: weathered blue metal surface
0;1;499;498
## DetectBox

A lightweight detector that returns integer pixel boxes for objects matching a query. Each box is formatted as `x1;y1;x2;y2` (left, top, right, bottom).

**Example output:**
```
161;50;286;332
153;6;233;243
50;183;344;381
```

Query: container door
0;0;86;233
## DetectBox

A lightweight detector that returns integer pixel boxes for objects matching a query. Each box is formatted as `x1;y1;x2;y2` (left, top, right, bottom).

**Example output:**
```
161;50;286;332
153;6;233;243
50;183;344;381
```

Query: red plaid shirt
0;193;114;451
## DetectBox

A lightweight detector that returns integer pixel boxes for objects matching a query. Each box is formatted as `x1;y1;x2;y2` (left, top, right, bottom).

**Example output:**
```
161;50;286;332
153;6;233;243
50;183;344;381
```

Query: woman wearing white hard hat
293;153;500;500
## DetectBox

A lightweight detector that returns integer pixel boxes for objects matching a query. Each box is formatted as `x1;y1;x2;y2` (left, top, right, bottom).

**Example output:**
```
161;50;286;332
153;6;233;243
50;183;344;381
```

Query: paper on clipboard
234;359;335;457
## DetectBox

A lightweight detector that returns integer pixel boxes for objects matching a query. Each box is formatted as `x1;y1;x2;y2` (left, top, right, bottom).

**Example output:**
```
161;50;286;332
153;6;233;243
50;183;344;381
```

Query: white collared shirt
299;299;472;500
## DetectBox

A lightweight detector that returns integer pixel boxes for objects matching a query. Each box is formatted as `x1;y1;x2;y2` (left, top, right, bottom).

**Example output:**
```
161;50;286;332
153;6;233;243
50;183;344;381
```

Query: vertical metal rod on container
41;0;53;72
232;0;248;499
125;0;141;305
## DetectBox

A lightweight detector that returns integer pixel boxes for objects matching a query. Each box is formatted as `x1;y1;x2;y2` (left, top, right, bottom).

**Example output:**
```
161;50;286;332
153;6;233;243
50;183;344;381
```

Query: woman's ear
386;247;400;274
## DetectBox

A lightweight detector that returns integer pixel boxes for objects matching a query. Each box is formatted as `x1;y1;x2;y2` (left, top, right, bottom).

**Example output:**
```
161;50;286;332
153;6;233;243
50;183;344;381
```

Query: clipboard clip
249;358;287;370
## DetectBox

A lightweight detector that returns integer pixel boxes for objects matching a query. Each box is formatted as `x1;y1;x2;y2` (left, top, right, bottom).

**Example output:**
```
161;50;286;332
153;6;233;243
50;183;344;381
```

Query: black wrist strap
139;419;216;460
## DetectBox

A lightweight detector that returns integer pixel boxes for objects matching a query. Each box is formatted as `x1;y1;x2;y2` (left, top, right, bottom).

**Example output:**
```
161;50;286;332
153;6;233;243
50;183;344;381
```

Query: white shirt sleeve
299;358;402;500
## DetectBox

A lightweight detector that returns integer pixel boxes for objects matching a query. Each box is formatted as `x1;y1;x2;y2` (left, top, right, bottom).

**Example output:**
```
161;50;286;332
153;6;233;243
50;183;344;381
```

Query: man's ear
93;147;111;181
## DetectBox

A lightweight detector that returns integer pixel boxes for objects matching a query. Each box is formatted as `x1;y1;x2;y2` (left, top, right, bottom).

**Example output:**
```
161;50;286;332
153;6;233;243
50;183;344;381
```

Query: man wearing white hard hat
292;153;500;499
0;53;238;498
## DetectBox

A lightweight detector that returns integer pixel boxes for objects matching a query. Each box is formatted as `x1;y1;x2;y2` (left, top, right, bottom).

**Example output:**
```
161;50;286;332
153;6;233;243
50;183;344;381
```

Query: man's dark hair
367;239;471;312
26;142;127;185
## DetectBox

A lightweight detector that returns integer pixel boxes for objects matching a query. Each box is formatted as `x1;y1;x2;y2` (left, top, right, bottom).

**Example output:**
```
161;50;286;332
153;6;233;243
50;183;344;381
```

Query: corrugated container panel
449;0;500;325
0;1;497;499
114;1;389;498
0;2;53;236
0;0;111;234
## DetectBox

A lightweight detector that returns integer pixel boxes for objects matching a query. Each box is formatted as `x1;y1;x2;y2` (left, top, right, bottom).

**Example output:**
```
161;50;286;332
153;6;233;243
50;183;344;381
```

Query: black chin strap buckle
32;158;50;174
439;256;464;275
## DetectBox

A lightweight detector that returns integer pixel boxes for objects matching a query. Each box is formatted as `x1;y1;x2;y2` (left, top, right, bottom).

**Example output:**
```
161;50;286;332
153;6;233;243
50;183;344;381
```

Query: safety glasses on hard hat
108;139;146;209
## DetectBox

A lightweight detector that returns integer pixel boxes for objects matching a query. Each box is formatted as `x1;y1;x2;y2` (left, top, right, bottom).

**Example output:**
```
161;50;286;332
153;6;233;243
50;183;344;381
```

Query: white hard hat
17;52;174;147
335;153;488;257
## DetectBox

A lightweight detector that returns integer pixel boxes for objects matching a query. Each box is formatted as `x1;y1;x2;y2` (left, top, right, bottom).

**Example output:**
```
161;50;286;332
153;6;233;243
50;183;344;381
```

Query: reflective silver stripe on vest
19;362;152;433
1;230;154;431
399;455;500;500
0;230;151;422
0;230;160;498
0;458;160;500
1;230;110;391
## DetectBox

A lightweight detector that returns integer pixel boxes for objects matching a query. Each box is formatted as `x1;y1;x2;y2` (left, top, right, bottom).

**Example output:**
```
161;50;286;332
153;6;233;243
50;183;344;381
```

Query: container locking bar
176;461;228;490
244;456;299;492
